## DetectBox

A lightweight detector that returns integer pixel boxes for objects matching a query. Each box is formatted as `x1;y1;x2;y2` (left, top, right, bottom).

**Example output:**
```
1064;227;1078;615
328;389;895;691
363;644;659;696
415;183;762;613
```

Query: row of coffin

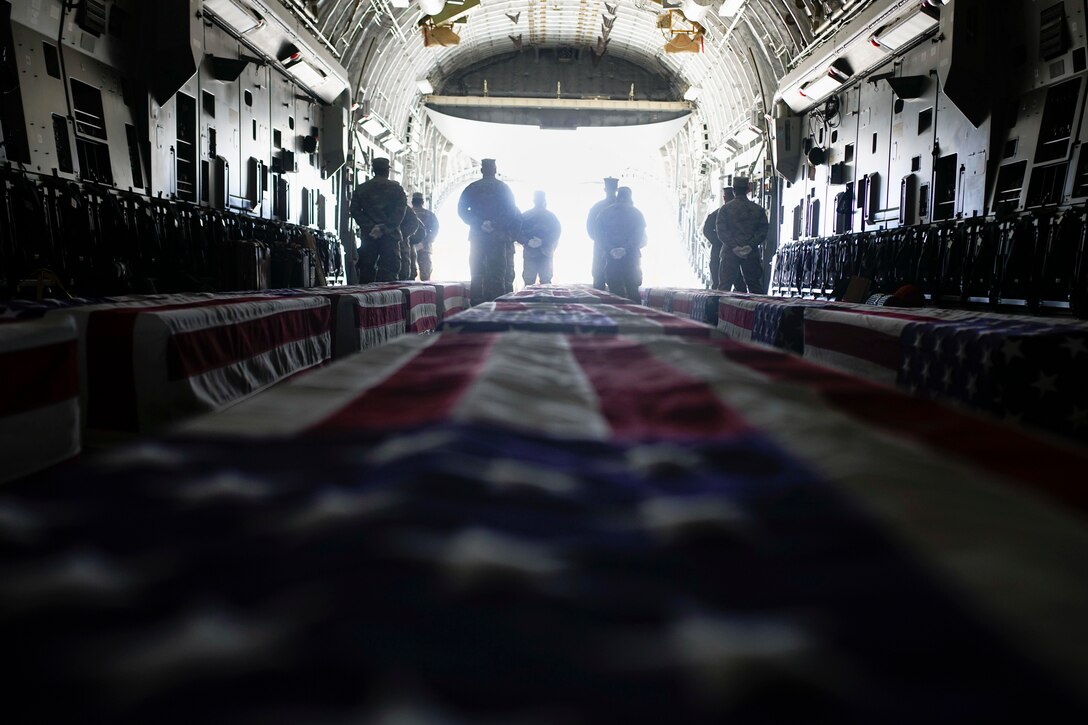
640;287;1088;446
0;281;469;482
7;282;1085;482
2;285;1085;721
768;211;1088;316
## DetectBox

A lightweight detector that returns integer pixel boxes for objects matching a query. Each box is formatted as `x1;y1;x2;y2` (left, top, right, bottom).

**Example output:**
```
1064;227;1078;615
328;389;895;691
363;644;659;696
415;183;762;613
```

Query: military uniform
399;208;420;280
351;165;408;283
409;204;440;281
595;193;646;303
702;208;723;289
457;163;520;303
715;193;767;293
586;180;619;290
518;205;561;285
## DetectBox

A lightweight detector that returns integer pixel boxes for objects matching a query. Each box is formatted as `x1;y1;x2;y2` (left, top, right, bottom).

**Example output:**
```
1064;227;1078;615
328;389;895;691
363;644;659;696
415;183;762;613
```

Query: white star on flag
1031;371;1059;396
956;340;968;363
1060;336;1087;358
1002;339;1025;361
965;374;978;399
942;368;954;390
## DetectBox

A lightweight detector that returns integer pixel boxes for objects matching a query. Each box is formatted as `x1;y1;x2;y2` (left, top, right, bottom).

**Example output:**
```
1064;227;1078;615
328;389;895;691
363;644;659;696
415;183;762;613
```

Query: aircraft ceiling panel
304;0;873;153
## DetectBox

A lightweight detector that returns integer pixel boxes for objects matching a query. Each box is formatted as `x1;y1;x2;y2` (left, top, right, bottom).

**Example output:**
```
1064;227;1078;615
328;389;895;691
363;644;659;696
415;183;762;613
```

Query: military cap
731;176;750;191
411;192;425;205
481;158;497;172
604;177;619;189
372;157;391;173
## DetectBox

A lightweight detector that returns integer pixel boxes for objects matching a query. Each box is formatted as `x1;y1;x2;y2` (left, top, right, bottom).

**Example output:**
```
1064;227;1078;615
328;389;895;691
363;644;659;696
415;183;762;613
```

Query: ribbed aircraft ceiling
299;0;872;151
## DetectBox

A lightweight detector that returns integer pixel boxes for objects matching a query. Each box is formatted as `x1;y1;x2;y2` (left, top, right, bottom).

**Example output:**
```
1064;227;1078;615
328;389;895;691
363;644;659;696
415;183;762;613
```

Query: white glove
528;237;542;248
412;242;423;251
609;247;627;260
368;224;384;239
732;245;752;258
481;220;494;233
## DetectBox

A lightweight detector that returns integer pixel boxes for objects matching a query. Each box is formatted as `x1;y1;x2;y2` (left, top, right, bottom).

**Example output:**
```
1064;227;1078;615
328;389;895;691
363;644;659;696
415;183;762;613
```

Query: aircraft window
244;89;253;107
918;108;933;135
42;42;60;79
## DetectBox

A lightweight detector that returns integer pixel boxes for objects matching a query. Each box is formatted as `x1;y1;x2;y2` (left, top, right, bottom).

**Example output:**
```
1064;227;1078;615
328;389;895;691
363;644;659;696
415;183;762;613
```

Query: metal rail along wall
771;0;1088;317
0;0;348;296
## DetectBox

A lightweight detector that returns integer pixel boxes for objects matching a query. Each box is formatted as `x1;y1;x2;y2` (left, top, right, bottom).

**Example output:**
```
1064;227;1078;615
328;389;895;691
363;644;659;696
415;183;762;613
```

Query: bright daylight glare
425;112;703;290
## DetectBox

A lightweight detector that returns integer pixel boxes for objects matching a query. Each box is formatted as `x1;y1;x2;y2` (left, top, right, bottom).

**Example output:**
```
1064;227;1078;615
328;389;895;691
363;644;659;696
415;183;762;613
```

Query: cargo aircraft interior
1;0;1087;721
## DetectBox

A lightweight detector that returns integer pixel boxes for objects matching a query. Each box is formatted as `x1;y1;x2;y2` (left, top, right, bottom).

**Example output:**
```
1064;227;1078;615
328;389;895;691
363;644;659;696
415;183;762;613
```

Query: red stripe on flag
569;336;751;440
85;296;309;430
0;340;78;418
308;334;497;433
166;304;331;380
716;340;1088;513
719;303;756;331
804;318;902;370
356;300;406;330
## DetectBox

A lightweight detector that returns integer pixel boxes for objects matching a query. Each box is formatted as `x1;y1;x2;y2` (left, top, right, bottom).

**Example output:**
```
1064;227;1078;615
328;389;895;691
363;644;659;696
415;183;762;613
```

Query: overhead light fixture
712;144;732;162
798;58;852;100
680;0;712;23
360;117;386;136
733;125;760;146
209;0;265;34
683;85;702;101
419;0;446;16
718;0;745;17
390;0;410;7
416;78;434;94
869;9;940;53
384;137;405;153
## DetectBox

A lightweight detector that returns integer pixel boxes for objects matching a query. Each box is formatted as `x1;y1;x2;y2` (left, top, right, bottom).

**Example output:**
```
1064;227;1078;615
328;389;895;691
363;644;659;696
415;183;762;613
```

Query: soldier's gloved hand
528;237;542;248
732;245;752;258
609;247;627;260
369;224;384;239
481;220;495;233
412;242;424;251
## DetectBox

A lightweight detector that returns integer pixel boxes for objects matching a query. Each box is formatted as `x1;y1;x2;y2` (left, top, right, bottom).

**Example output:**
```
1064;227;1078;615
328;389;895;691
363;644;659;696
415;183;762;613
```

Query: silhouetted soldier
457;158;520;302
595;186;646;303
586;176;619;289
715;177;767;293
409;192;439;281
351;157;408;283
517;190;562;285
702;186;735;289
399;205;420;280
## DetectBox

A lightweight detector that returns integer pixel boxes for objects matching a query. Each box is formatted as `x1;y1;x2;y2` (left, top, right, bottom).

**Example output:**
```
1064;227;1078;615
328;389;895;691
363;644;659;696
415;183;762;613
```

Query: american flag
3;332;1086;721
899;318;1088;443
441;302;718;337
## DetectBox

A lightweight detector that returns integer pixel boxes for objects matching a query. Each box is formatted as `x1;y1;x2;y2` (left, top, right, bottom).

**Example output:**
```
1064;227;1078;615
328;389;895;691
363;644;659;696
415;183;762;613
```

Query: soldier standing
586;176;619;289
351;157;408;283
399;205;420;280
517;190;562;285
701;186;735;289
595;186;646;303
409;192;440;281
457;158;520;302
715;177;767;293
